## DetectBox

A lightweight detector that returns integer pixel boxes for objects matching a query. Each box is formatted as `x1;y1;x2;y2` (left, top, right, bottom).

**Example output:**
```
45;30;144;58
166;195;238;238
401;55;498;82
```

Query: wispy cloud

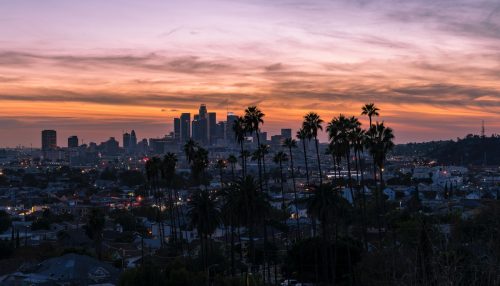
0;0;499;145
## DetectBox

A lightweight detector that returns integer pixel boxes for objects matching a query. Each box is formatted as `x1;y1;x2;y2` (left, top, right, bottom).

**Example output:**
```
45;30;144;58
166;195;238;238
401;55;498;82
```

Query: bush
0;210;11;233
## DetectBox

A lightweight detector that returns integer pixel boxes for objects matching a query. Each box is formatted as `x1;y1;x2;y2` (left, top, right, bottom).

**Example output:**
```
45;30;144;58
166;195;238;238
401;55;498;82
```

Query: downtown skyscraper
41;130;57;151
173;104;223;146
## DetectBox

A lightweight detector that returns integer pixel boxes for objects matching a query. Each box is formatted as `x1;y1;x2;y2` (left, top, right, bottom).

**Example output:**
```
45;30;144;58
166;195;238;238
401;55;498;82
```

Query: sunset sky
1;0;499;147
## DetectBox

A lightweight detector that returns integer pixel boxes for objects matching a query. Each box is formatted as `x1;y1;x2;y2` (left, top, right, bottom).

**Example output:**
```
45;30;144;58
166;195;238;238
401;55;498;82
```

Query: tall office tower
180;113;191;143
174;118;181;142
253;131;267;144
193;104;209;145
215;121;226;144
123;132;131;150
41;130;57;151
281;128;292;140
199;104;208;119
208;112;217;144
130;130;137;152
68;136;79;148
191;119;202;142
226;113;239;145
200;118;208;145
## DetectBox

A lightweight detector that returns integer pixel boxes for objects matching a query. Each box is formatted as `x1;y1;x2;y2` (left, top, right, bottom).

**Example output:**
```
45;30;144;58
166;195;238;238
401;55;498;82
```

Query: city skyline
33;104;293;149
1;102;496;149
1;0;499;147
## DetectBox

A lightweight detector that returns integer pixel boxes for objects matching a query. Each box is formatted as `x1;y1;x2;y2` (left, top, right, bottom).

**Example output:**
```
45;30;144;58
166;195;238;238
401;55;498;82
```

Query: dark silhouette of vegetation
0;210;11;233
394;134;500;165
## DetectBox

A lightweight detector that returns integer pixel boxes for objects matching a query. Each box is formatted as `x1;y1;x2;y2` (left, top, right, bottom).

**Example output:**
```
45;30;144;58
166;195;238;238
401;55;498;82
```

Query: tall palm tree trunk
358;150;368;250
332;154;337;181
262;154;269;193
314;138;322;185
279;161;286;216
354;151;360;184
255;133;271;284
255;133;263;193
346;150;355;206
240;143;246;177
302;140;310;185
288;147;301;239
174;190;185;251
168;189;177;243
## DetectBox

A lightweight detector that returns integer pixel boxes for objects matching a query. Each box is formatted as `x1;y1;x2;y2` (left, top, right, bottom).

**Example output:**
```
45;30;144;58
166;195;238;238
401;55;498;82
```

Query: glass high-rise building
130;130;137;151
199;104;208;119
68;135;79;148
123;132;131;150
226;113;239;144
180;113;191;143
42;130;57;151
174;118;181;142
281;128;292;140
208;112;217;144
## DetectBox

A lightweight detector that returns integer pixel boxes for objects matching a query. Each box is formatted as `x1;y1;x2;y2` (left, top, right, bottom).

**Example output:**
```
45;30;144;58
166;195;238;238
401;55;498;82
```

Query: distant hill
393;134;500;165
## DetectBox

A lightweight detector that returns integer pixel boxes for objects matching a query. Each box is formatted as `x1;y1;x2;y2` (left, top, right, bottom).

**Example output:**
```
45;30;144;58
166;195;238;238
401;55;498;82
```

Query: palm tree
367;121;395;189
244;106;265;146
251;144;271;279
273;151;288;213
145;156;162;198
232;176;271;265
351;127;366;185
251;149;263;188
244;106;265;194
367;121;395;243
218;187;240;276
283;138;301;238
85;208;105;260
351;126;369;249
161;153;177;184
161;153;178;243
233;116;247;176
306;185;339;240
325;143;337;180
216;159;227;188
145;156;165;246
306;184;341;284
361;102;379;184
240;150;251;176
227;154;238;181
259;144;271;192
191;147;210;187
183;138;199;164
303;112;324;185
328;115;364;207
188;190;221;270
296;128;310;185
361;103;379;128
